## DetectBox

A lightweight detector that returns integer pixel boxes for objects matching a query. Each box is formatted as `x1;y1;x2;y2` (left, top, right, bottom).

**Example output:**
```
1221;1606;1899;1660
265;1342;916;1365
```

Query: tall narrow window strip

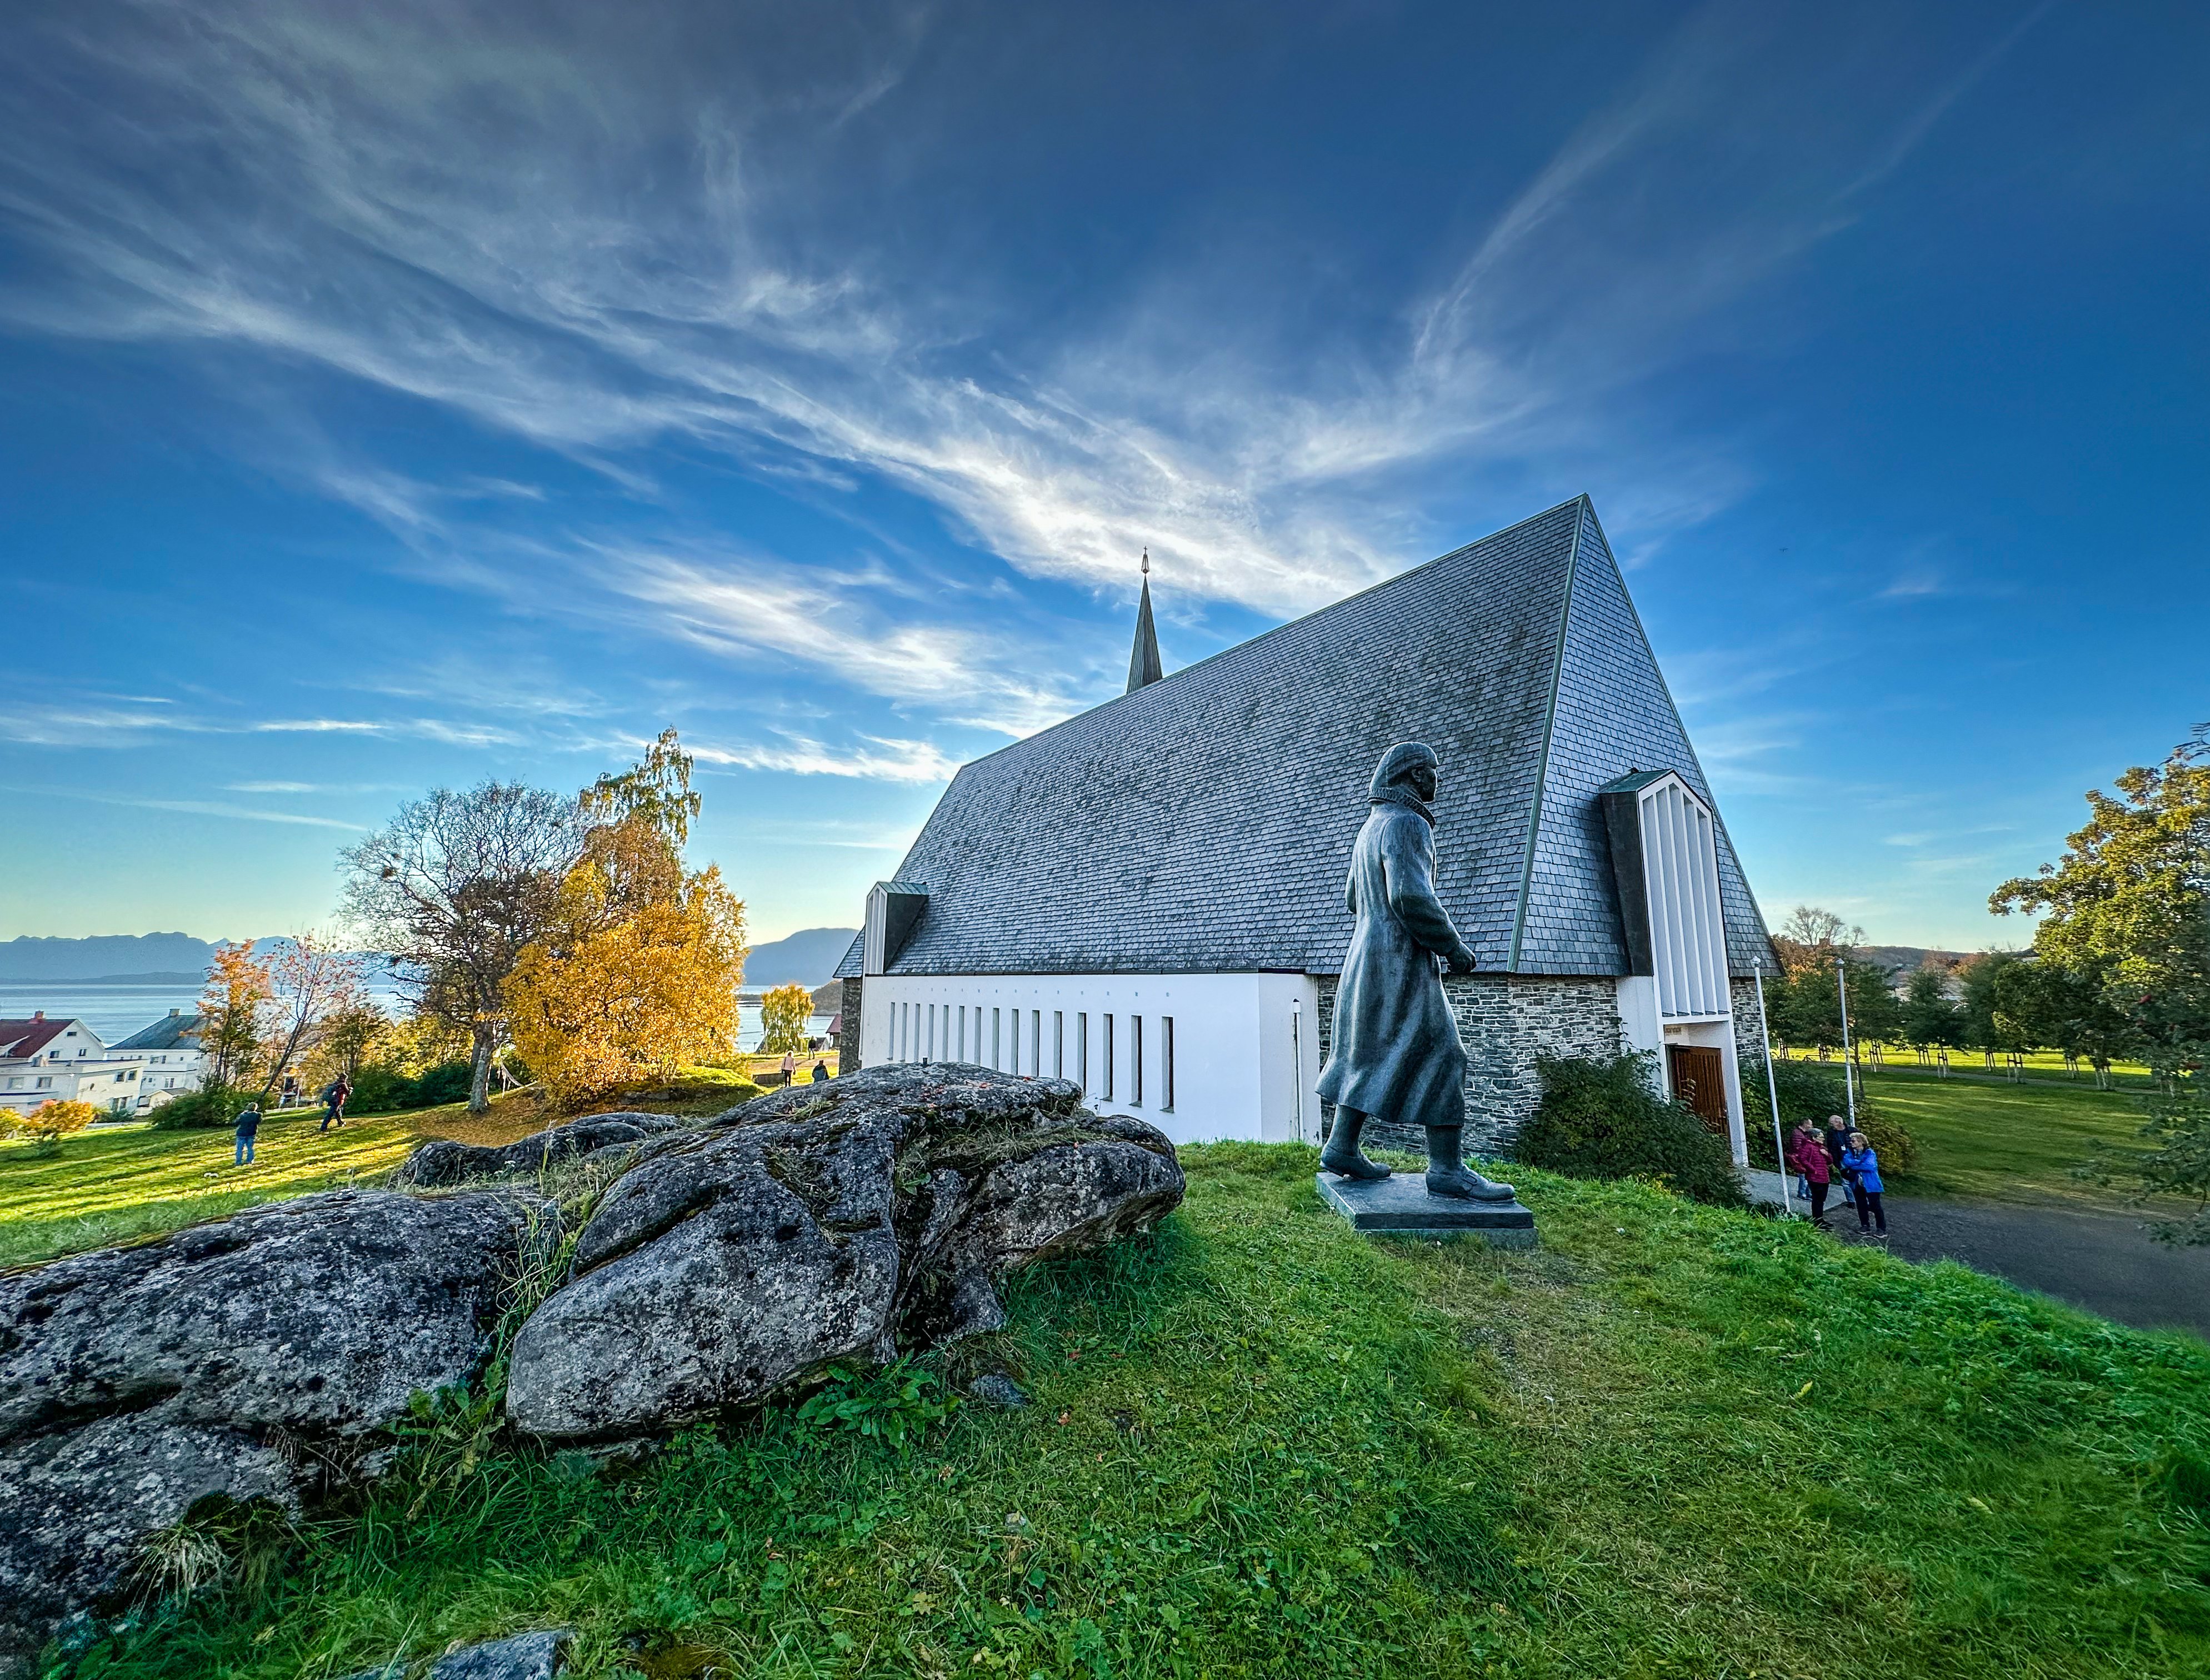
1103;1015;1115;1099
1162;1016;1174;1111
957;1006;966;1063
1131;1015;1144;1105
1054;1012;1064;1078
1078;1013;1089;1092
992;1008;1001;1069
1031;1011;1041;1076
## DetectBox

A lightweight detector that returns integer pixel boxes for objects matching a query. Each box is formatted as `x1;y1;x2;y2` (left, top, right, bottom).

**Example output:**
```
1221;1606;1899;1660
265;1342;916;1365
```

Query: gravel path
1824;1193;2210;1342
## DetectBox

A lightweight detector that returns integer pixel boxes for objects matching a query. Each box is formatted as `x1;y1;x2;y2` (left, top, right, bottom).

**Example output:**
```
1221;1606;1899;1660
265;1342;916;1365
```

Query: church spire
1126;547;1163;693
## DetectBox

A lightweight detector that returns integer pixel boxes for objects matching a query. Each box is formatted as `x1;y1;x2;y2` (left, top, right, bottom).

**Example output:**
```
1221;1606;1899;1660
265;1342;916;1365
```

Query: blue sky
2;0;2204;950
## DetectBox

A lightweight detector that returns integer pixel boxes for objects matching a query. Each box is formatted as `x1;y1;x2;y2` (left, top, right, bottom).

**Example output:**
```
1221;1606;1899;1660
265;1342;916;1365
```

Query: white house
0;1013;152;1117
833;498;1777;1160
109;1008;206;1110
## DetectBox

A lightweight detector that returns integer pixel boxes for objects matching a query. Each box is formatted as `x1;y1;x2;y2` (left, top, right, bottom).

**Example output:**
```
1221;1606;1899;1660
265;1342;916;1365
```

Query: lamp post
1837;956;1858;1131
1753;958;1791;1216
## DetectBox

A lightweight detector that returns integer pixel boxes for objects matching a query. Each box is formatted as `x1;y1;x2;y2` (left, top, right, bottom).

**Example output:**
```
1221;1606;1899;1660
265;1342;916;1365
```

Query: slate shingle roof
836;497;1775;981
110;1012;202;1051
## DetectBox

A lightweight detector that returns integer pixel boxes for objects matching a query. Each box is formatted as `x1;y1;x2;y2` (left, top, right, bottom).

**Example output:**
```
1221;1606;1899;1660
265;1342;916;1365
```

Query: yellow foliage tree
507;868;746;1103
7;1099;99;1151
504;730;749;1104
759;982;813;1054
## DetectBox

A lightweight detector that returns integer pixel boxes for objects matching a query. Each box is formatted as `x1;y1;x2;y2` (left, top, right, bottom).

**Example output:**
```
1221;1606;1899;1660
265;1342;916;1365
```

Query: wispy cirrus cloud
692;733;959;784
0;0;2051;637
0;700;518;749
5;784;363;831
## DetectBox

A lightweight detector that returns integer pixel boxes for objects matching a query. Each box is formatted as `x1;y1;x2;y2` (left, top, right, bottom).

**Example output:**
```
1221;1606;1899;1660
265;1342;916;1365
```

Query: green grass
58;1146;2210;1680
0;1112;427;1269
1840;1046;2159;1089
1856;1071;2151;1209
0;1073;773;1271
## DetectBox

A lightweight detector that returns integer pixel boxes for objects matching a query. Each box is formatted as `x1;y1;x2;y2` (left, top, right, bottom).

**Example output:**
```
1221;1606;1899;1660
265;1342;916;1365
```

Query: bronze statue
1316;742;1516;1202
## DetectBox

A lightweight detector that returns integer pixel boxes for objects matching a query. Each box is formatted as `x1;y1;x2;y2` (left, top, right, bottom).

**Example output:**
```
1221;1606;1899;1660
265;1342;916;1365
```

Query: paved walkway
1746;1169;2210;1343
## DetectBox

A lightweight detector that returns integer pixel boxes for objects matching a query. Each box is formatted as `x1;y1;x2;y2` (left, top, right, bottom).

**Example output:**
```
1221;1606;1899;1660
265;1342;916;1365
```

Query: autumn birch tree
341;782;587;1112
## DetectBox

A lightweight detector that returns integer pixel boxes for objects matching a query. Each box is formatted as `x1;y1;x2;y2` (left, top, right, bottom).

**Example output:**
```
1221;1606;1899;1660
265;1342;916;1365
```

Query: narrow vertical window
1078;1013;1089;1092
1131;1015;1144;1105
1162;1016;1174;1111
1054;1012;1064;1078
957;1005;966;1062
1103;1015;1115;1099
927;1003;936;1061
992;1008;1002;1070
1031;1011;1041;1074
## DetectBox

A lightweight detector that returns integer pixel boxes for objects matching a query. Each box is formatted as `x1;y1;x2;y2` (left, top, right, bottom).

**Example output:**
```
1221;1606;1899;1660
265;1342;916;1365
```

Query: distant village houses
0;1008;204;1118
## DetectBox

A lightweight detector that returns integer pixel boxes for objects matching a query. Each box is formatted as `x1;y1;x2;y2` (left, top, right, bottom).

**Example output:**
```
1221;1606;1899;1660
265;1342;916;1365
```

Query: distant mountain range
744;928;858;987
0;933;232;982
1;927;861;989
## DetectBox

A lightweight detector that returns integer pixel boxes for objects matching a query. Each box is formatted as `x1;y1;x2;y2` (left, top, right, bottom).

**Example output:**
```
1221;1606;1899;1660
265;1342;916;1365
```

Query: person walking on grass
1822;1115;1855;1210
318;1075;351;1132
1842;1131;1888;1237
233;1100;262;1167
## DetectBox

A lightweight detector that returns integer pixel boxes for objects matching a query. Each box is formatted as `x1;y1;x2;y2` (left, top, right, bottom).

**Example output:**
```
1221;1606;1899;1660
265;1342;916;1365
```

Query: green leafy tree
1770;952;1901;1056
1993;736;2210;1241
1900;965;1963;1050
1955;951;2029;1057
1992;957;2132;1080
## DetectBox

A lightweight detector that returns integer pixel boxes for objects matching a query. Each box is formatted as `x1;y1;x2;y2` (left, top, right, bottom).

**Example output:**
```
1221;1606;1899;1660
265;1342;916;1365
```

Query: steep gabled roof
837;497;1774;981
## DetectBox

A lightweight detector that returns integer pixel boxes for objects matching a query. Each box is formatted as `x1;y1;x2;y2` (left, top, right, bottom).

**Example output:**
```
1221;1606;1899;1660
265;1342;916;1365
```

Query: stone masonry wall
837;977;865;1073
1316;972;1628;1158
1730;976;1768;1067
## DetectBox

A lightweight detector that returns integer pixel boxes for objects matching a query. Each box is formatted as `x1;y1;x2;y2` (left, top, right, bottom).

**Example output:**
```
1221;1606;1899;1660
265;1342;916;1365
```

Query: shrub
1516;1052;1746;1207
5;1099;99;1151
150;1084;247;1131
1737;1055;1918;1173
407;1060;475;1108
344;1064;416;1114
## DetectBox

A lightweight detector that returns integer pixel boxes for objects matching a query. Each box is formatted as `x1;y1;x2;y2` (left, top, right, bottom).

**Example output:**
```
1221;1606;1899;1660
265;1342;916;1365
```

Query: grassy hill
0;1070;765;1269
41;1144;2210;1680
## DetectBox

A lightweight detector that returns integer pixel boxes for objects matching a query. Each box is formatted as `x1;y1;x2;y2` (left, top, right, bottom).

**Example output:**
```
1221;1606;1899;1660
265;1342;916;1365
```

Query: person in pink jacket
1792;1123;1833;1226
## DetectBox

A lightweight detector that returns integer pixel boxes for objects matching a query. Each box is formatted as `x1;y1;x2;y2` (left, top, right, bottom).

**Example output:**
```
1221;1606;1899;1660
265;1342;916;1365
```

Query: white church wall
857;972;1318;1146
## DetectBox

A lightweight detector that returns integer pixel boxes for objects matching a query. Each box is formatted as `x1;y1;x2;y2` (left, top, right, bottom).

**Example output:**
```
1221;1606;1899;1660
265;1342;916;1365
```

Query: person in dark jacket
318;1076;351;1132
1842;1132;1888;1235
1822;1117;1855;1208
1791;1123;1832;1224
1315;742;1512;1202
811;1059;830;1083
234;1101;262;1166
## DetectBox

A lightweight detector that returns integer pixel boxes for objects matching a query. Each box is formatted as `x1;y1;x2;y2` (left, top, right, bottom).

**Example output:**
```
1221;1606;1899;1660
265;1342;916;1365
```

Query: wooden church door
1667;1044;1727;1134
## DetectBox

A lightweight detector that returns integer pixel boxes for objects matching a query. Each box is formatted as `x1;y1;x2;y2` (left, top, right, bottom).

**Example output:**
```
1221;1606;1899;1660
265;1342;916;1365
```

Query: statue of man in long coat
1316;742;1516;1202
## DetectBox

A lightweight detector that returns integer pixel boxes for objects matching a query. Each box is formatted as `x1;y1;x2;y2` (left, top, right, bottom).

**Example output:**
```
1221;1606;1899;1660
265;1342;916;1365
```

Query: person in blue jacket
1841;1131;1887;1236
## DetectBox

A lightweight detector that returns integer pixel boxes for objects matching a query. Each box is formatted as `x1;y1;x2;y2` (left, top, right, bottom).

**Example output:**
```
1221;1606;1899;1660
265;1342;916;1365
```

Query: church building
833;497;1778;1162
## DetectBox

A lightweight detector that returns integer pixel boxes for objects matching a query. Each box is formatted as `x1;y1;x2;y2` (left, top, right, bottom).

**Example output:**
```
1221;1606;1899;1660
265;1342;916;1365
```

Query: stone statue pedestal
1315;1173;1538;1248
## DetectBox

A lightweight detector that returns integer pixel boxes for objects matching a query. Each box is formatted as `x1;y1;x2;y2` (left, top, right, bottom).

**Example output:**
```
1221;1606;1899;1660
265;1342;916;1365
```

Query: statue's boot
1319;1108;1392;1180
1424;1126;1517;1202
